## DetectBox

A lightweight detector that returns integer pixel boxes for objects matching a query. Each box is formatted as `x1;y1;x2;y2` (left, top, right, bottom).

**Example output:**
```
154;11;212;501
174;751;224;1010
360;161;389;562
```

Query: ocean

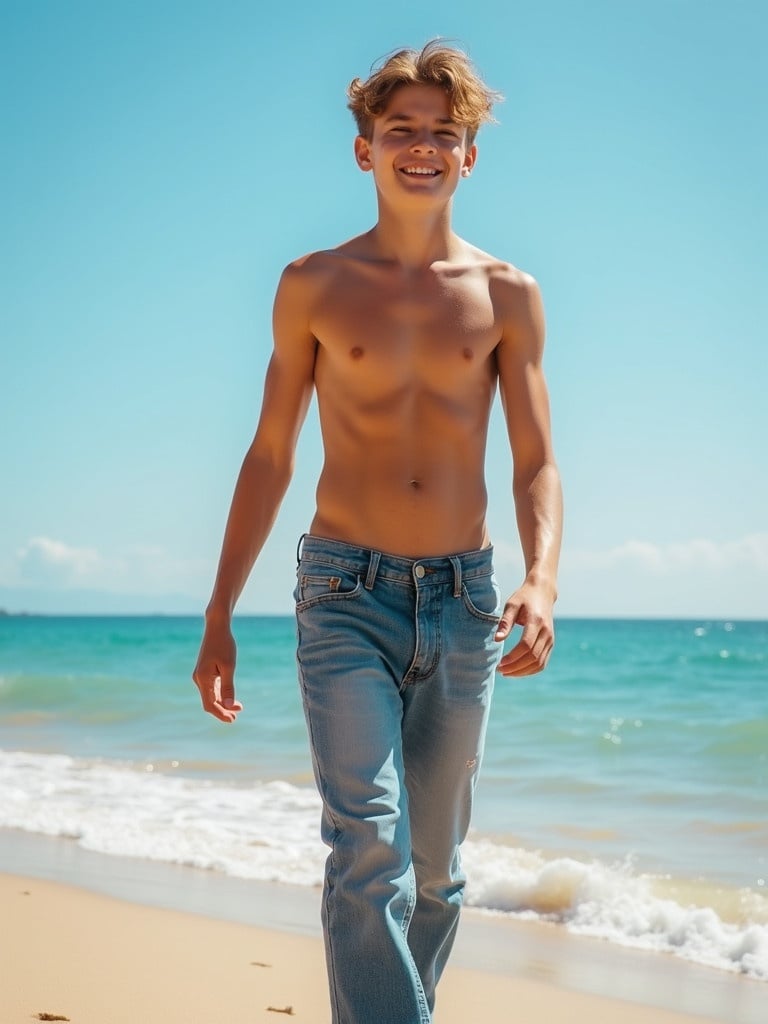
1;615;766;981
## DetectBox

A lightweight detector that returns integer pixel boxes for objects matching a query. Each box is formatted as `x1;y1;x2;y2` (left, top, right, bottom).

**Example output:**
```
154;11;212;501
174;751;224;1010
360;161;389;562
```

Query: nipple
350;346;364;360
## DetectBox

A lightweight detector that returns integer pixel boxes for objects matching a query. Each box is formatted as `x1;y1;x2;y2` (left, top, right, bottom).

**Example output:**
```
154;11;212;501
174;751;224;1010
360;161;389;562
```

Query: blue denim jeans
294;535;502;1024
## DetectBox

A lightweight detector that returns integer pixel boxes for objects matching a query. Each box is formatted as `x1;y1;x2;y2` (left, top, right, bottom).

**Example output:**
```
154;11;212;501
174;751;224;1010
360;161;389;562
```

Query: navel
409;478;422;490
350;346;364;360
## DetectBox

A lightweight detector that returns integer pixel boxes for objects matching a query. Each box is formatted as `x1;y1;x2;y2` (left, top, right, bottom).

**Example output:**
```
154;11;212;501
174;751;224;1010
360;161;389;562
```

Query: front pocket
295;566;363;610
461;575;501;623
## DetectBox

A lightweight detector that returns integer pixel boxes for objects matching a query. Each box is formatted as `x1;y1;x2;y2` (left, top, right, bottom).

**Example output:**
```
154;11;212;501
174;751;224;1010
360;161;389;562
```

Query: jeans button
414;565;425;579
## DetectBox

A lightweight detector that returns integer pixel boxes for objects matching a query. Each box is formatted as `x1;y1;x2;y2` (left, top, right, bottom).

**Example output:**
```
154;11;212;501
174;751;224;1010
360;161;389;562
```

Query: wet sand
1;830;763;1024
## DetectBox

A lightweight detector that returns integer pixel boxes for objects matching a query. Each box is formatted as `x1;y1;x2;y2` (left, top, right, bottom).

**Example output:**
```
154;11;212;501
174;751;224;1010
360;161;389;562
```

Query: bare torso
193;79;561;719
301;235;508;557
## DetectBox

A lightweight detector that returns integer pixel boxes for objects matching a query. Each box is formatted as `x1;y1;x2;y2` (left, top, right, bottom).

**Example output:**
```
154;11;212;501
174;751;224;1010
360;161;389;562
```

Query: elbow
242;439;295;493
513;457;559;494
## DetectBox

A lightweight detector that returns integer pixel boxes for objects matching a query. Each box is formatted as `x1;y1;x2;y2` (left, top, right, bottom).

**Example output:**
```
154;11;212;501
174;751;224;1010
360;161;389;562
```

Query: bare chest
311;268;500;382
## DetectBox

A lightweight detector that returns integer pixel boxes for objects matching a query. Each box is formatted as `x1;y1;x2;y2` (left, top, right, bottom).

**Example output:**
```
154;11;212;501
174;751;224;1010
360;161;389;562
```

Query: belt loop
364;549;381;590
296;533;307;567
449;555;462;598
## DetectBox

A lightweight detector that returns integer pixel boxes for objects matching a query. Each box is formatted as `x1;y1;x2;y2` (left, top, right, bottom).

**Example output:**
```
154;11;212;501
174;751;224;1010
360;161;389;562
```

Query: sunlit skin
193;84;562;722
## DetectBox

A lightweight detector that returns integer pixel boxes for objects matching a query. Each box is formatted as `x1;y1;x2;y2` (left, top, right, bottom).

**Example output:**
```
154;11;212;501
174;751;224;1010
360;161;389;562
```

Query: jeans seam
324;829;342;1022
297;651;344;1020
402;586;443;686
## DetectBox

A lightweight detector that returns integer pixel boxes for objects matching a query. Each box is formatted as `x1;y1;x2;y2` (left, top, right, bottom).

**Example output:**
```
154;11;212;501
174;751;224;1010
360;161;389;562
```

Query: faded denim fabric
295;535;502;1024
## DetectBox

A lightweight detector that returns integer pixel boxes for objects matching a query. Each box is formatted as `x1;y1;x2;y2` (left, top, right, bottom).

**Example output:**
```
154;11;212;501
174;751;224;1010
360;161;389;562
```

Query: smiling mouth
399;166;441;177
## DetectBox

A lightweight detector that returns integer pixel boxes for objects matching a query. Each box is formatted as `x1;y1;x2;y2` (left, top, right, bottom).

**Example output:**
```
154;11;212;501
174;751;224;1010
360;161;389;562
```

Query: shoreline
1;829;764;1024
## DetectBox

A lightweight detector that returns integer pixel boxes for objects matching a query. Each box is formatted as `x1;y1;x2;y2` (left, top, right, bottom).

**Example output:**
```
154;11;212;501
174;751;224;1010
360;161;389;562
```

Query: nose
409;133;437;155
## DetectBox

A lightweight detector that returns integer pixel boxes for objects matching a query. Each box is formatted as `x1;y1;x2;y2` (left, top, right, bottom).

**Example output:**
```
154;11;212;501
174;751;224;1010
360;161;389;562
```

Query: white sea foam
0;748;325;885
1;748;766;981
462;840;768;979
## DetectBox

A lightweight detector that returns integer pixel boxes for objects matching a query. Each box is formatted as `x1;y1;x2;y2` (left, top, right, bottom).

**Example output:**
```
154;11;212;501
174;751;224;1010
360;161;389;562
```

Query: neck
369;199;460;269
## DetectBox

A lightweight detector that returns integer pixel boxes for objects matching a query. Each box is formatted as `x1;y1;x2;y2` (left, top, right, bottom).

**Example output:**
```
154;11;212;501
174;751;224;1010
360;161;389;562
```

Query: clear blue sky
2;0;766;618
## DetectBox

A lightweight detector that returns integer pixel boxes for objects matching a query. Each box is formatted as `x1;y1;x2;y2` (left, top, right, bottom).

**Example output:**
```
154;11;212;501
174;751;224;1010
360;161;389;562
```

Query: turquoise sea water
1;615;766;978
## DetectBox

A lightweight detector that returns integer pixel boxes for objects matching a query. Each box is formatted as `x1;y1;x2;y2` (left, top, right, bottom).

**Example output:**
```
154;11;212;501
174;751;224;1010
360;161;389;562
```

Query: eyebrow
382;113;459;127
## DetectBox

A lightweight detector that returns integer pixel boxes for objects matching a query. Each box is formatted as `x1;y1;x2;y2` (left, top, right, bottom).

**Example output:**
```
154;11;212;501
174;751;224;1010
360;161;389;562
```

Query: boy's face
354;84;477;202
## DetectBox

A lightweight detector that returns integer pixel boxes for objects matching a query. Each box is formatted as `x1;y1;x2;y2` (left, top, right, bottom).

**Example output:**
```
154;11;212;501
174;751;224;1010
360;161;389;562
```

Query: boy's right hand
192;620;243;723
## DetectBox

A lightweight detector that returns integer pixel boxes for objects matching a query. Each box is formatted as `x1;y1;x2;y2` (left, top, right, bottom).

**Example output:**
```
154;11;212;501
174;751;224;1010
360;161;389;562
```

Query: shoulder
459;241;541;309
463;249;545;354
492;268;543;337
280;233;372;282
273;251;340;328
276;236;369;306
277;248;337;293
488;261;539;296
477;250;541;309
482;257;543;336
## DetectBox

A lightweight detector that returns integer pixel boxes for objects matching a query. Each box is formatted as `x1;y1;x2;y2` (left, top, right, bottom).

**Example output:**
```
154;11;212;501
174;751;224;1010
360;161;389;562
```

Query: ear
354;135;373;172
461;143;478;178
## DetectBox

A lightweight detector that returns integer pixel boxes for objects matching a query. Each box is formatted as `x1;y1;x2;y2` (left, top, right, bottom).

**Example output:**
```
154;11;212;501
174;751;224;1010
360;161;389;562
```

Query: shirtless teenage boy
193;42;562;1024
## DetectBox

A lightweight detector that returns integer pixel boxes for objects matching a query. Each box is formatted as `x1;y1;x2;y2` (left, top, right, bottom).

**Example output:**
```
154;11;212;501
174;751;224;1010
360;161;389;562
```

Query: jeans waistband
296;534;495;594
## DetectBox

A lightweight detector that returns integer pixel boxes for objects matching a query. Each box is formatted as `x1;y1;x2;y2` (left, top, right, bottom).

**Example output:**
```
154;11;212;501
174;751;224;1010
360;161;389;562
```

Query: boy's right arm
192;262;318;722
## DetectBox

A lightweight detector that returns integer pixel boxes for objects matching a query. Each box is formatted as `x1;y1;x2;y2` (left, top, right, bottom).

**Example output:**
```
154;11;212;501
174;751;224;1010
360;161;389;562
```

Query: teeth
402;167;438;176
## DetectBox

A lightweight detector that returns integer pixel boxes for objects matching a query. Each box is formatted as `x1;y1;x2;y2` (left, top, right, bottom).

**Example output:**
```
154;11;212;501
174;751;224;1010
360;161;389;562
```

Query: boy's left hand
495;583;555;676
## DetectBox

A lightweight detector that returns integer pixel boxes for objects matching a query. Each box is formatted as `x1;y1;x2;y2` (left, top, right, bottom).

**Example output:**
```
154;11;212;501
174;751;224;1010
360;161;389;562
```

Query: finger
211;702;240;723
499;638;553;676
193;668;241;723
494;601;521;641
500;631;552;667
217;665;243;713
498;625;553;675
498;646;552;676
498;653;536;676
499;621;540;664
211;675;242;722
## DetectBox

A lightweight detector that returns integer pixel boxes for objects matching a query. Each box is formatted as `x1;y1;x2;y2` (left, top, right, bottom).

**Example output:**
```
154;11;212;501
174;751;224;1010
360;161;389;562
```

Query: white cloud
112;544;212;592
4;531;767;618
483;530;768;618
565;533;768;574
16;536;104;583
11;536;211;596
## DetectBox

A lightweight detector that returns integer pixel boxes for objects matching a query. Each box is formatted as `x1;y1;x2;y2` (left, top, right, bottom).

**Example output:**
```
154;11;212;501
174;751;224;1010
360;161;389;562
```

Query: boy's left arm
493;269;563;676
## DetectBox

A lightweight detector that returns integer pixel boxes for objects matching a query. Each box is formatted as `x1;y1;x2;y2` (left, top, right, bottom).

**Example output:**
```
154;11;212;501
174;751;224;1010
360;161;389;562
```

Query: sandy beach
1;871;714;1024
3;832;764;1024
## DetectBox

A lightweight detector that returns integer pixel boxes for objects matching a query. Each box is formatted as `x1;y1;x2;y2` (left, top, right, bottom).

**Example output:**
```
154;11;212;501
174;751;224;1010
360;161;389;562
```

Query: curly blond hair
348;40;502;146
